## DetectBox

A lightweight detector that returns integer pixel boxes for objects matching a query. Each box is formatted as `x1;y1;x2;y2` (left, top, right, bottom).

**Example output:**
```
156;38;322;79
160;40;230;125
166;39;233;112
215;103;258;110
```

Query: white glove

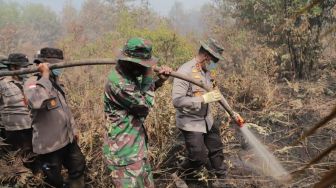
202;90;222;104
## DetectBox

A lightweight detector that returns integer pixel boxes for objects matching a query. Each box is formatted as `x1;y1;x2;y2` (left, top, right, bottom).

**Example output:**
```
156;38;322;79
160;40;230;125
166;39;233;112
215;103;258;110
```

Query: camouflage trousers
108;158;154;188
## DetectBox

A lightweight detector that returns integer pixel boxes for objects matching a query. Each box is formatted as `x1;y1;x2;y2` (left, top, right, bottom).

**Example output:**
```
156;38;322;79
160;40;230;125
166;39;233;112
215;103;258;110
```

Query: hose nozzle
234;112;245;127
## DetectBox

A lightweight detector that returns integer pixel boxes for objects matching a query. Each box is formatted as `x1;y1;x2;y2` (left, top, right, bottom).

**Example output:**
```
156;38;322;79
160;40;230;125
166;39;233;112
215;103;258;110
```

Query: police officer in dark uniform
24;48;85;188
172;39;227;187
0;53;32;151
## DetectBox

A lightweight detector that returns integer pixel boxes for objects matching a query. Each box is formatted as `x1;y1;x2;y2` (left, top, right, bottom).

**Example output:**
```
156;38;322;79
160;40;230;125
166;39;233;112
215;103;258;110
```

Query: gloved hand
202;90;222;104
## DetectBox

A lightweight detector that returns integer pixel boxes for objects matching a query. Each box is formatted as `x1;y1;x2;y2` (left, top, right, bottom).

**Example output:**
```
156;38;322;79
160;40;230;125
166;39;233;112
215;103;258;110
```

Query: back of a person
0;77;31;130
0;53;32;151
25;75;74;154
24;47;85;188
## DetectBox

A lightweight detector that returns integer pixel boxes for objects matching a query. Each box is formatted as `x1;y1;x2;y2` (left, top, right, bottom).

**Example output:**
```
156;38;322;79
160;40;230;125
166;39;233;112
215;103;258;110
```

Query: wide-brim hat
34;58;63;64
3;53;30;67
117;37;158;68
34;47;64;64
200;38;224;61
117;52;158;68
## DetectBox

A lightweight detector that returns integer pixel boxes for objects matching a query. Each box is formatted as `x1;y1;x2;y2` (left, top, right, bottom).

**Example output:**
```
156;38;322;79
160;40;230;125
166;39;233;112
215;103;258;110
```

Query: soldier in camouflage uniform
0;53;32;151
103;37;172;188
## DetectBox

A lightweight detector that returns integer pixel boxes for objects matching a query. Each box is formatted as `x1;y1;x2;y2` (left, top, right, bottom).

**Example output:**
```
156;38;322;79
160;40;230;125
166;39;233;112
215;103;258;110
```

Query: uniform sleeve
172;76;203;111
24;77;54;110
105;72;150;117
141;76;155;107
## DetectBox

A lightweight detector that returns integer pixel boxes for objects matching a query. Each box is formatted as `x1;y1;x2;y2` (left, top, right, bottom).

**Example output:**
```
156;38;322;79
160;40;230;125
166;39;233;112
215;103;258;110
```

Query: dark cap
3;53;30;67
34;47;64;64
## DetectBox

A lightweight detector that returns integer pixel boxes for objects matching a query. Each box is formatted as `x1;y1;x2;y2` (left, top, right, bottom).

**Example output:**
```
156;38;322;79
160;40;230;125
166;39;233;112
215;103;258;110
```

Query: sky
17;0;209;16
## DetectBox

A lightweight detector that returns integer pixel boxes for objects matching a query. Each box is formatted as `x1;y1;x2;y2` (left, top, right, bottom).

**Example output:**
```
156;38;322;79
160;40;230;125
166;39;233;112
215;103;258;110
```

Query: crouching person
24;48;86;188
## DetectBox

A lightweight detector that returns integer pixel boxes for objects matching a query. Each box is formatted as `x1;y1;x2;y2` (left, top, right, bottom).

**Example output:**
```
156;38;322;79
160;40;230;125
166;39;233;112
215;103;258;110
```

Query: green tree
212;0;336;79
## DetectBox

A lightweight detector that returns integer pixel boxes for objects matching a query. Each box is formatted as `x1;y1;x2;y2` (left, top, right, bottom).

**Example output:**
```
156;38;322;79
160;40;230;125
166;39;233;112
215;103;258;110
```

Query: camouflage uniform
103;38;162;188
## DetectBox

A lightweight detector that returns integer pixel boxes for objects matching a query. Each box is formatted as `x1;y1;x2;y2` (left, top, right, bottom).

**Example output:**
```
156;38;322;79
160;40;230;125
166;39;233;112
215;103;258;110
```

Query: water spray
0;59;291;182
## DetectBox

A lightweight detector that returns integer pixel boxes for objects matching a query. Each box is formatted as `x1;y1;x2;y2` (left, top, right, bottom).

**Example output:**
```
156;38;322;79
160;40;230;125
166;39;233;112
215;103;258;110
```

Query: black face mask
118;61;148;78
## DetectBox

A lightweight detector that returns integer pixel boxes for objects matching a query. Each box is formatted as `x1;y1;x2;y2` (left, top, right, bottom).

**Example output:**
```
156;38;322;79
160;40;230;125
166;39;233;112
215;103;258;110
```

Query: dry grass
0;41;335;188
1;62;336;188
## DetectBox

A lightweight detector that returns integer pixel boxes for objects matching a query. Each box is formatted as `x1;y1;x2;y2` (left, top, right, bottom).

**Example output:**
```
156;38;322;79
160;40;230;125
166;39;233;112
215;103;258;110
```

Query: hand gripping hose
0;58;245;127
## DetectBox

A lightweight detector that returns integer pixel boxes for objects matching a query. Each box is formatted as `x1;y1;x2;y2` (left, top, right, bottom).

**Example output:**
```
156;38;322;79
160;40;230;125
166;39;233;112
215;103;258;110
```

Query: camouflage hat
117;37;157;68
34;47;64;64
200;38;224;61
3;53;30;67
0;55;8;69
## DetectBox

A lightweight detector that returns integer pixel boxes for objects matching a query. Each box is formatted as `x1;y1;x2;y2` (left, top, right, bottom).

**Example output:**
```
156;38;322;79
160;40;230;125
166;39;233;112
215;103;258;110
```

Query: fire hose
0;59;245;127
2;59;297;183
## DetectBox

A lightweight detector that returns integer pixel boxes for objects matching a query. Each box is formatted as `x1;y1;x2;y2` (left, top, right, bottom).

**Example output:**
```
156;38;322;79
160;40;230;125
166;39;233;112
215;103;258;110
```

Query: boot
68;175;85;188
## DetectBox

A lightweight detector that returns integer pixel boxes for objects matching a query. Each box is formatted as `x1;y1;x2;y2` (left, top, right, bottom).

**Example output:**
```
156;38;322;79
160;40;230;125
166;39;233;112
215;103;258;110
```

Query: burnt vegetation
0;0;336;187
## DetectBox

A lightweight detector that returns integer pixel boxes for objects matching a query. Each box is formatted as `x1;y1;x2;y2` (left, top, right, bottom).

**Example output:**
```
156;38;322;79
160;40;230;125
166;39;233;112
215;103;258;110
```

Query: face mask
206;61;218;77
51;69;63;76
206;60;218;71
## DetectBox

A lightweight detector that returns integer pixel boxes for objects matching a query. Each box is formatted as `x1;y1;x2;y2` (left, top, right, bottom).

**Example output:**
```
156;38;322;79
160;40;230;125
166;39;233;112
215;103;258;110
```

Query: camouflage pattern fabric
102;65;155;186
109;158;154;188
117;37;158;68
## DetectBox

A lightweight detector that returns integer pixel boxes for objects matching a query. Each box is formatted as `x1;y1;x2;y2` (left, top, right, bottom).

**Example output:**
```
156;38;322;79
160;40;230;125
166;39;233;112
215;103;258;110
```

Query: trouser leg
204;126;227;177
63;142;86;188
109;159;154;188
180;129;208;171
39;149;64;188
